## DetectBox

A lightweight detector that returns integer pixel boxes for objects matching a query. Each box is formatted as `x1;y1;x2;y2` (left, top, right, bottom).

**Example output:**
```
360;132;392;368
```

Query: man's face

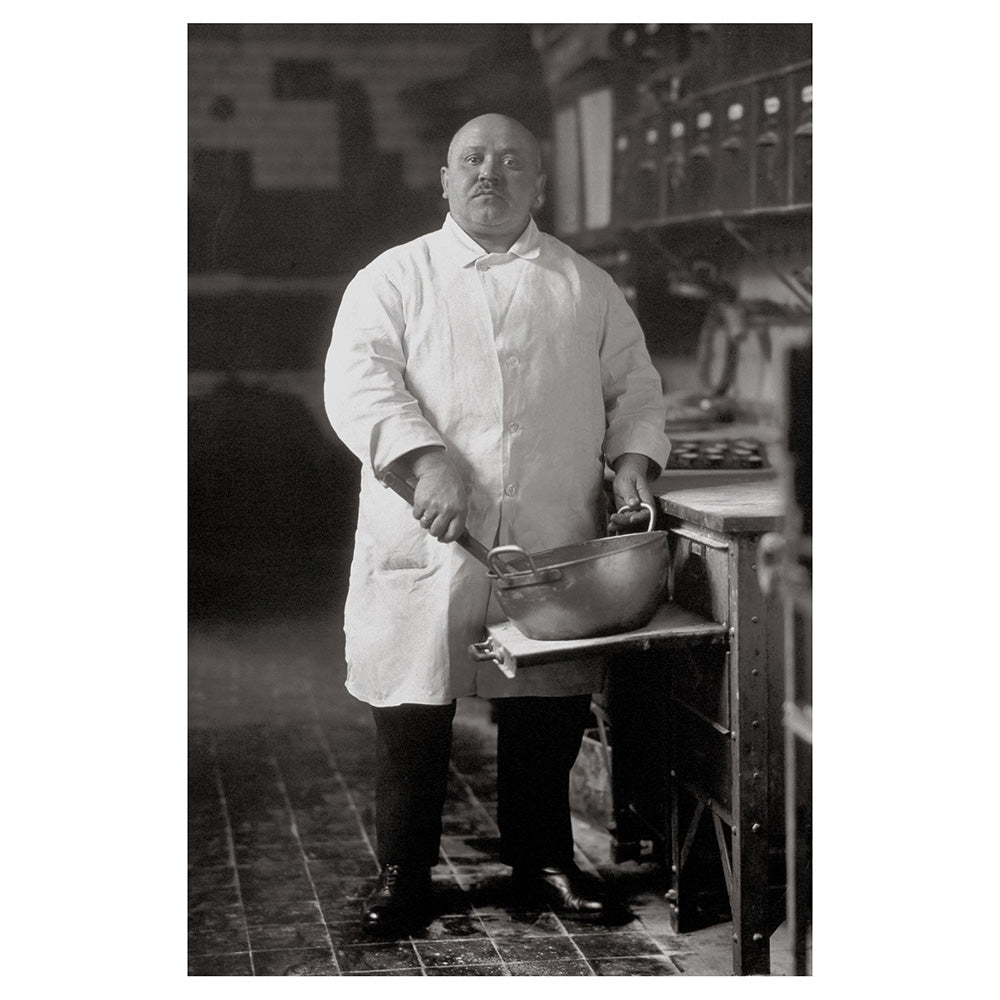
441;115;546;250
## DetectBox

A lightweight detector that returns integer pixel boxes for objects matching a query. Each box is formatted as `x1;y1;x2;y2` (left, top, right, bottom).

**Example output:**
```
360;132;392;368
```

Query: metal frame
665;528;785;975
477;517;785;975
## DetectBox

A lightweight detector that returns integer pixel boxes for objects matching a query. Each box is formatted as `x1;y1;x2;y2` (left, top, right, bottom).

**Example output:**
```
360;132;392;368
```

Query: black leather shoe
361;865;432;938
512;863;606;915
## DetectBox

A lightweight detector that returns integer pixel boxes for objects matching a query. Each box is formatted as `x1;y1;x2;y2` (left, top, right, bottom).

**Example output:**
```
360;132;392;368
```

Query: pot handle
487;544;537;581
616;501;657;532
468;638;516;678
469;637;502;663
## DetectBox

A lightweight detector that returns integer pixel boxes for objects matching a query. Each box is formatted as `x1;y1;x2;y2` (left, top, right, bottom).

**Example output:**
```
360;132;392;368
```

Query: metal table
476;478;785;975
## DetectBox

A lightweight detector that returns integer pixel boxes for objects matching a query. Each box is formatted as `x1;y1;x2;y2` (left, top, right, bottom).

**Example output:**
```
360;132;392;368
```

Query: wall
189;24;503;193
188;24;552;617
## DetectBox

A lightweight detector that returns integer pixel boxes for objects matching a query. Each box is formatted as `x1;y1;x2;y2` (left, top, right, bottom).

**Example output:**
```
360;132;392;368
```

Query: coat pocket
378;530;429;571
359;488;431;571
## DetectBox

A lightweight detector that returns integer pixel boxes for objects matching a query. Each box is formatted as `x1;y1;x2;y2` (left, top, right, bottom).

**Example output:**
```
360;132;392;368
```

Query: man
325;114;670;937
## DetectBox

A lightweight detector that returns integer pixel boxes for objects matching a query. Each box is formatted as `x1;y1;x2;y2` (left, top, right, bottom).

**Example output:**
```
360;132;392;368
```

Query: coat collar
441;213;542;267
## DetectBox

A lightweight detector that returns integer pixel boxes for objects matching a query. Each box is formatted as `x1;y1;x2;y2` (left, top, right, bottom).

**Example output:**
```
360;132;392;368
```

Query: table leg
729;535;774;975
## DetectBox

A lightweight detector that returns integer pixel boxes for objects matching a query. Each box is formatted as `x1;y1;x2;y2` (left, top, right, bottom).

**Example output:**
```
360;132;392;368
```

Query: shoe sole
510;882;606;917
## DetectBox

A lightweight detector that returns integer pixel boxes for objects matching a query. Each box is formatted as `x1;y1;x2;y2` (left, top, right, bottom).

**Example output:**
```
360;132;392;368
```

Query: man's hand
609;452;654;532
408;448;468;543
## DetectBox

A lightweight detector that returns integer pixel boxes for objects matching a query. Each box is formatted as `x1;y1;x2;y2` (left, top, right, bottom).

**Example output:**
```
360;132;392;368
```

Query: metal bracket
469;637;503;665
468;637;515;678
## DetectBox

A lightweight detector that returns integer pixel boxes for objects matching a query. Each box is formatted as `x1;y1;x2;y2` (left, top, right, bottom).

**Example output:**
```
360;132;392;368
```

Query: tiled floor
188;555;791;976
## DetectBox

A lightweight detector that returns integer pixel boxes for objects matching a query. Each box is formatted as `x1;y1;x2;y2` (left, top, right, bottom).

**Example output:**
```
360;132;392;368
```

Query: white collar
442;213;542;267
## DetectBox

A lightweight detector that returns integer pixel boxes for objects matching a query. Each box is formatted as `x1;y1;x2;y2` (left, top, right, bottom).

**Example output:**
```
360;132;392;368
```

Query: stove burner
666;438;769;470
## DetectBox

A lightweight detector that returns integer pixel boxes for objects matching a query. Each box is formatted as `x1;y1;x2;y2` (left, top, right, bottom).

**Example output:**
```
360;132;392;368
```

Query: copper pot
487;504;669;640
378;471;668;642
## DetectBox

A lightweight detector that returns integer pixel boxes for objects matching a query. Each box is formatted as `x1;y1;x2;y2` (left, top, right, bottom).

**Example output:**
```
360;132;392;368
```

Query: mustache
473;184;505;196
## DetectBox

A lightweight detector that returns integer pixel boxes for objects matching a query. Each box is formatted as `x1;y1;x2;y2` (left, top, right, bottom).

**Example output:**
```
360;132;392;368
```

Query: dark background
188;24;553;620
187;23;813;621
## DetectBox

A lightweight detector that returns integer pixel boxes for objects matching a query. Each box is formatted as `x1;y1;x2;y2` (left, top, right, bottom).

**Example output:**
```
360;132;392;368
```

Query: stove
666;436;769;471
653;421;778;490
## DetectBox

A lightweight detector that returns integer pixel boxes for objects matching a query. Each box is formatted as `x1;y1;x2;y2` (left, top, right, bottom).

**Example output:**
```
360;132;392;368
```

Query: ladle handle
378;468;492;568
616;501;657;532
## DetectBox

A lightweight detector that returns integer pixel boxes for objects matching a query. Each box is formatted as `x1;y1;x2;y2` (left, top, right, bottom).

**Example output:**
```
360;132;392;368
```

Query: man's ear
533;172;547;210
440;166;449;199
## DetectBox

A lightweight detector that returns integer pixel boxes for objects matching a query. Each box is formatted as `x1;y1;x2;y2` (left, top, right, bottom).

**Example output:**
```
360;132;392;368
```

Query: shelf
479;602;728;670
627;204;812;230
561;205;812;248
188;272;349;296
640;57;813;104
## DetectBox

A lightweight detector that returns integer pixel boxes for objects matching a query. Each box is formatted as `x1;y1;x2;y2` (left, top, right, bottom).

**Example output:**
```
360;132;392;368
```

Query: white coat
325;215;670;707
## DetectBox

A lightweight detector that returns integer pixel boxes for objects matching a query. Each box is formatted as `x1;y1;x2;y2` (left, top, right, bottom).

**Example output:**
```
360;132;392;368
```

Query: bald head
447;114;542;171
441;113;546;253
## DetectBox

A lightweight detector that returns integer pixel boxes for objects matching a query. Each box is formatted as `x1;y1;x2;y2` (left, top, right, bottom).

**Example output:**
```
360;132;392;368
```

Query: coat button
477;261;489;271
508;422;520;433
506;356;520;367
504;484;517;496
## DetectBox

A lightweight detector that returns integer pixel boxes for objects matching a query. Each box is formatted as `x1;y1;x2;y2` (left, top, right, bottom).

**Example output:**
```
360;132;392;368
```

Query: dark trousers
371;694;592;870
